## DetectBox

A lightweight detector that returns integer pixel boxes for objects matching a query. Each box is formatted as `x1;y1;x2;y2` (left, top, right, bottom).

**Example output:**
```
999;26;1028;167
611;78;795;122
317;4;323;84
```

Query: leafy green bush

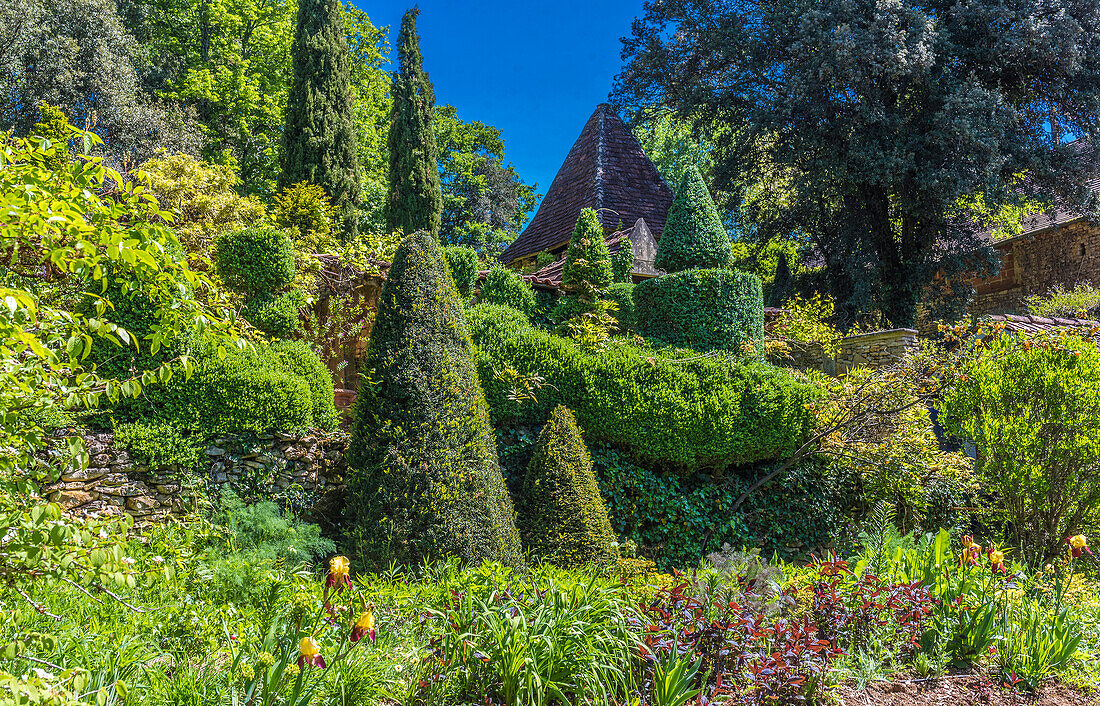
612;240;635;283
634;268;764;352
442;244;479;299
941;331;1100;562
654;166;731;273
113;420;204;469
270;339;338;432
241;289;305;338
468;303;815;472
345;233;521;568
519;406;618;568
607;282;636;332
273;181;333;250
215;226;296;296
1024;282;1100;319
479;266;536;316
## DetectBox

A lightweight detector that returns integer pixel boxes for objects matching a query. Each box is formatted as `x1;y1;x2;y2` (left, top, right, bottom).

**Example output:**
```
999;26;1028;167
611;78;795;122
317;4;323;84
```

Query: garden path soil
838;677;1093;706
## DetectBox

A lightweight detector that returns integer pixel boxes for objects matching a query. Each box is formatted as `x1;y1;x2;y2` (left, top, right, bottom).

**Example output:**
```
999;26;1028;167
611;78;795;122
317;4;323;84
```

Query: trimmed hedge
655;166;731;273
468;303;815;472
612;239;635;283
442;244;478;299
562;208;612;292
270;339;339;432
519;405;617;568
215;226;296;296
479;267;536;316
607;282;636;332
345;233;521;568
634;268;764;353
242;289;306;338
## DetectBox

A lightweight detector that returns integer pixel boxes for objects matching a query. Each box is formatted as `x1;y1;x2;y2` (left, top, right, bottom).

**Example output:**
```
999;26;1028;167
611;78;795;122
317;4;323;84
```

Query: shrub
519;406;618;568
770;293;842;357
1024;282;1100;319
654;166;732;273
940;330;1100;562
634;268;764;352
270;339;338;431
480;266;536;316
607;282;636;332
442;244;479;299
345;233;521;568
562;208;613;294
241;289;305;338
468;303;815;472
273;181;333;250
612;238;635;283
112;420;204;469
215;226;296;296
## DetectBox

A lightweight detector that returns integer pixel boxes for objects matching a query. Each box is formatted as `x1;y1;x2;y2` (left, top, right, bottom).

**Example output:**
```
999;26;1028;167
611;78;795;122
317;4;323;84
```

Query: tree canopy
615;0;1100;327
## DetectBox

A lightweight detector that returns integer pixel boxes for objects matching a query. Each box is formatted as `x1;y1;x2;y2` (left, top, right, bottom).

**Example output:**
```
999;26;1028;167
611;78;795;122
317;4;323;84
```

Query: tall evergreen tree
281;0;361;236
386;8;443;237
345;232;521;567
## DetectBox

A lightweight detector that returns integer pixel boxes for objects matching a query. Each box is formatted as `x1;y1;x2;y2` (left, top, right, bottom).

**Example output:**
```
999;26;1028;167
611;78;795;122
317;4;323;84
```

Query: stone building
499;103;673;282
970;177;1100;315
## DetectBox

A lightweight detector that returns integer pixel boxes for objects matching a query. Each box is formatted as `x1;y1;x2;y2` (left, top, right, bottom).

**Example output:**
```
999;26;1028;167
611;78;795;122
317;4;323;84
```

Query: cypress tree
519;405;617;568
281;0;361;237
386;8;443;237
655;166;731;273
562;207;613;292
345;232;521;567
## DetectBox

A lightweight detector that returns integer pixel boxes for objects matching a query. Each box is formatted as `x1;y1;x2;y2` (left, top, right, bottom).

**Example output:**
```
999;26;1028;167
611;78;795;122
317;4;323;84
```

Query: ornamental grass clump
519;405;618;569
345;232;521;568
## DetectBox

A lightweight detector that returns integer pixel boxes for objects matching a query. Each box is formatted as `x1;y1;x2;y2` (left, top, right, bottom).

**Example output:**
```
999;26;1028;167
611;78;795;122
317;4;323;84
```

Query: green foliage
606;283;636;332
634;268;764;353
139;154;267;253
479;267;536;316
612;239;635;283
468;303;816;472
771;294;842;357
31;103;71;169
562;208;613;294
241;289;306;338
519;406;618;568
345;233;521;568
941;331;1100;562
281;0;361;236
442;244;479;299
385;8;443;237
270;339;339;432
1025;283;1100;320
113;421;204;469
273;181;334;251
215;227;297;297
654;167;731;273
205;489;335;570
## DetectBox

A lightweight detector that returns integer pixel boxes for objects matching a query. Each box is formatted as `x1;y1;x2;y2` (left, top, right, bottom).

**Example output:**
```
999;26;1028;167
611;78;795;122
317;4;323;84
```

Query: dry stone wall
41;431;347;526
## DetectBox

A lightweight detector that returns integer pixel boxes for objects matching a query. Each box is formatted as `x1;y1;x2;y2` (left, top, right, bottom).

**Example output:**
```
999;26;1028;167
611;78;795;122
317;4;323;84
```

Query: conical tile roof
499;103;673;265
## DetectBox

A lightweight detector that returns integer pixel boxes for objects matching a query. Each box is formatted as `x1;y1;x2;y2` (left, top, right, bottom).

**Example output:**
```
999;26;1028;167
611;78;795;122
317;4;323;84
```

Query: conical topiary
655;166;731;273
519;405;617;568
562;207;613;292
345;232;521;567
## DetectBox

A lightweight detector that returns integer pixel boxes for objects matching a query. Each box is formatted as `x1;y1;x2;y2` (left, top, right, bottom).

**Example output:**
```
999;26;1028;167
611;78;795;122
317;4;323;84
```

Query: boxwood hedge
634;268;764;353
468;303;816;472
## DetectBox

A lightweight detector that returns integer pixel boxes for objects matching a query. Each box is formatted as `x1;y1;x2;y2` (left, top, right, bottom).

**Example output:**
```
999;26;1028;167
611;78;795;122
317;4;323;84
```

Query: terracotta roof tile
499;104;673;265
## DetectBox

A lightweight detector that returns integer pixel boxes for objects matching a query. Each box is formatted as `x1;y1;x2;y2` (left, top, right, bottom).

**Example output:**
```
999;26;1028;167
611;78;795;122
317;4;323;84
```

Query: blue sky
353;0;648;209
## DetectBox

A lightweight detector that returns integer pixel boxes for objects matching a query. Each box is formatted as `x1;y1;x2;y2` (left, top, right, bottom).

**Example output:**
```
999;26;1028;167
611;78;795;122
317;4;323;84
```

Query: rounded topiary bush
479;267;536;316
215;226;296;296
634;268;764;352
242;289;305;338
519;405;617;568
345;232;521;568
442;245;479;299
655;166;732;273
270;339;338;431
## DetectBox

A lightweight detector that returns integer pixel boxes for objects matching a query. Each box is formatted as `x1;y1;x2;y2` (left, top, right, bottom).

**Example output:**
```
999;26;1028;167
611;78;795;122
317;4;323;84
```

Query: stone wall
971;218;1100;316
835;329;920;374
42;432;347;526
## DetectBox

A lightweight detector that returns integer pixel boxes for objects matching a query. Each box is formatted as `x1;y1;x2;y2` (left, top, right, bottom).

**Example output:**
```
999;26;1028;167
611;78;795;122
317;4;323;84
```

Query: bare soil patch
838;676;1093;706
